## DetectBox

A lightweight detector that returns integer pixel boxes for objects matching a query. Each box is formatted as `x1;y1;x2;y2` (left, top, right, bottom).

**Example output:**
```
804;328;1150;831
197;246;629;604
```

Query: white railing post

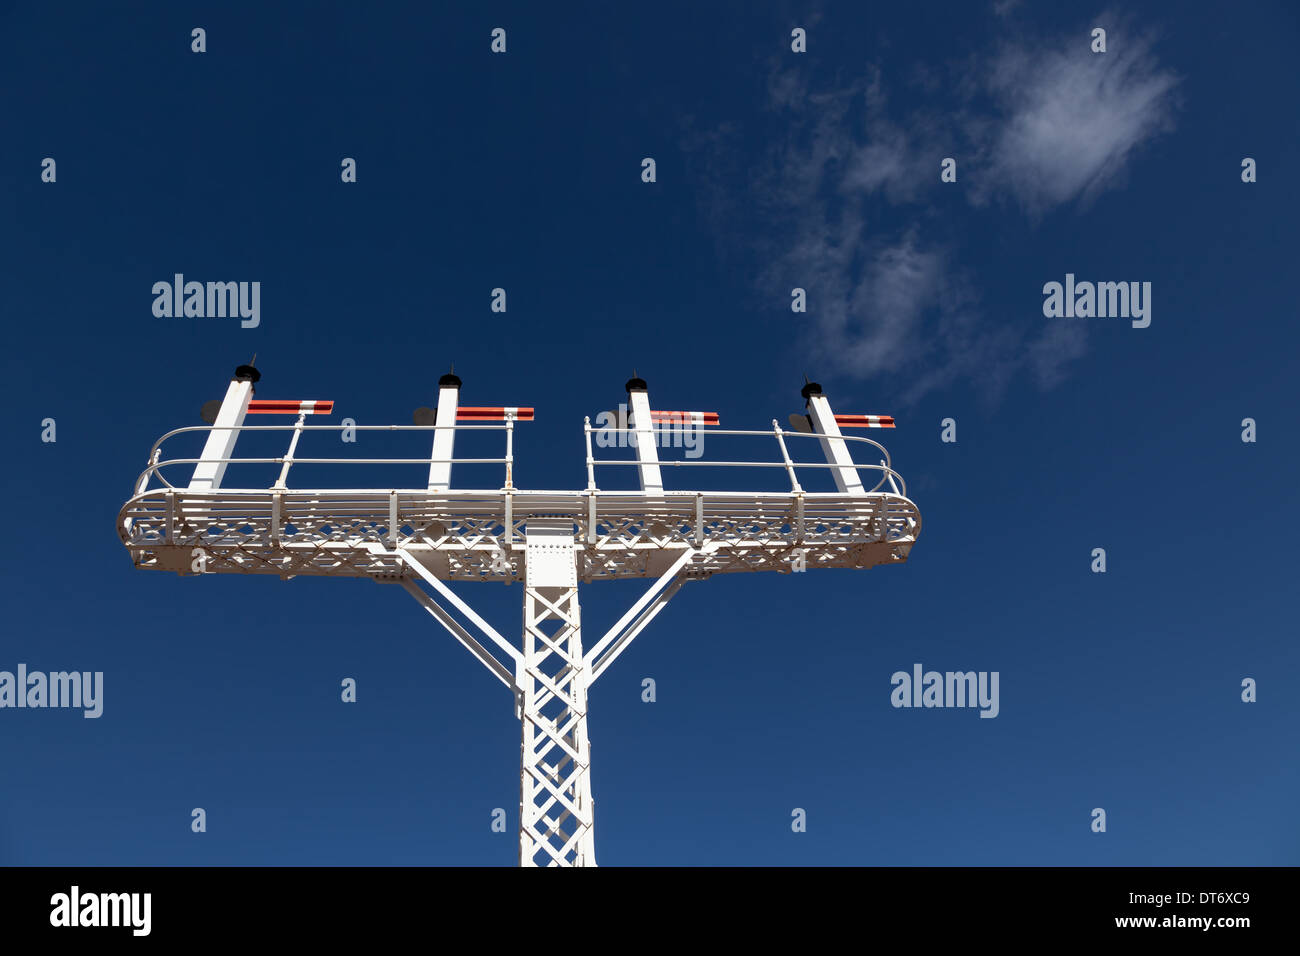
504;413;515;490
772;419;803;493
273;413;307;490
583;416;597;491
135;449;161;496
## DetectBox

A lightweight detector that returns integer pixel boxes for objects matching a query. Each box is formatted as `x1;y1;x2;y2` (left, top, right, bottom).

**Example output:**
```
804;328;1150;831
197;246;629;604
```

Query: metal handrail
137;457;512;492
133;418;908;498
582;418;907;496
587;459;906;496
136;422;515;493
146;422;508;461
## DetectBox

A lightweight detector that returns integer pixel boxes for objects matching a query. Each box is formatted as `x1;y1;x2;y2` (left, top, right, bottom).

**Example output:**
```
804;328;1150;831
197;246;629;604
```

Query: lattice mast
118;364;921;866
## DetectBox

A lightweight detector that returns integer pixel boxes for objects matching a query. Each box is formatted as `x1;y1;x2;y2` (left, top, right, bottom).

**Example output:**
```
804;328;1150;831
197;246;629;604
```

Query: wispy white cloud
682;14;1178;404
973;23;1180;214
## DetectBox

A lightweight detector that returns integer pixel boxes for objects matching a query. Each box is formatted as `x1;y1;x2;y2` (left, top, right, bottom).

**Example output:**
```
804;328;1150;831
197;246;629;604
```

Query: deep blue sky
1;1;1297;865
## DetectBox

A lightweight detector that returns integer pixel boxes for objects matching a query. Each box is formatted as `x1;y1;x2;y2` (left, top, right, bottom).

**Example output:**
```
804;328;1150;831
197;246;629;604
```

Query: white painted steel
272;414;307;490
626;385;662;493
428;382;461;491
515;519;595;865
806;391;865;495
120;376;920;867
188;379;254;491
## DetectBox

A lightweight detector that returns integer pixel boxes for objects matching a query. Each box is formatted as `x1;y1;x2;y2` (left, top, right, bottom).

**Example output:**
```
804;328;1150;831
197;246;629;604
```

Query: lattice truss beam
118;491;917;581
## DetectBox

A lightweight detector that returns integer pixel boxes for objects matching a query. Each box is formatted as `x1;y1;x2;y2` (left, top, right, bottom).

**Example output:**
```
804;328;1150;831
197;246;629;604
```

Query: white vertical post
625;376;662;494
427;372;461;492
272;413;307;490
803;381;865;495
503;412;515;490
583;416;597;491
189;364;259;491
772;419;803;493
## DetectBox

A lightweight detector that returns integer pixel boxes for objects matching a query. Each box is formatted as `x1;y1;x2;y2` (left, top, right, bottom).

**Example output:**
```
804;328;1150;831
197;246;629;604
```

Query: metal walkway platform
118;487;920;580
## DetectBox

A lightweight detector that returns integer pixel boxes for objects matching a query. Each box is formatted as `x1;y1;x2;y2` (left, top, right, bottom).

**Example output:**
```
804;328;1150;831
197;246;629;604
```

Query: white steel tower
118;364;921;866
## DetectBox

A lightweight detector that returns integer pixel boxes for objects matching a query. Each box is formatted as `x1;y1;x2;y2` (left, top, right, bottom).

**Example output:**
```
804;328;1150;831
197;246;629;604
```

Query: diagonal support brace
394;548;521;687
590;577;687;682
398;578;516;691
584;546;704;682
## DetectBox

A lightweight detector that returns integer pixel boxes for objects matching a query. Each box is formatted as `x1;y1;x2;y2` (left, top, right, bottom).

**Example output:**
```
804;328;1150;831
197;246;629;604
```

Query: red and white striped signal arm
456;407;535;422
650;410;720;426
247;400;335;415
834;414;895;429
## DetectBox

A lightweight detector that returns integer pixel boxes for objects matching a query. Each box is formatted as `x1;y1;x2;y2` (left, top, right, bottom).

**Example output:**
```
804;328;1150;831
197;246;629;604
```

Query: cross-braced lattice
519;583;595;866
